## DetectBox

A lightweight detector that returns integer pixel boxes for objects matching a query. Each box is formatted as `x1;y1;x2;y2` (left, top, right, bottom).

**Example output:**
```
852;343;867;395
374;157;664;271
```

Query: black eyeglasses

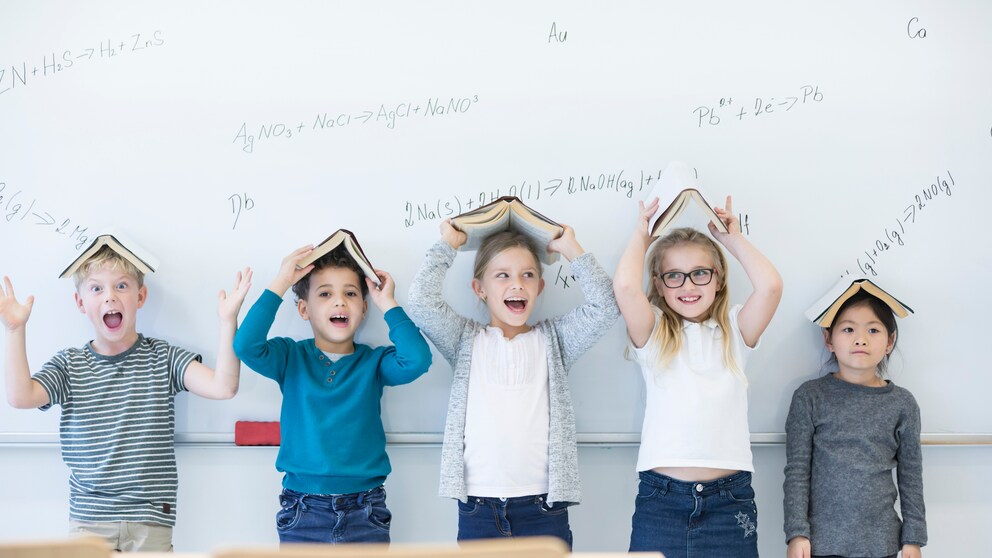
657;268;716;288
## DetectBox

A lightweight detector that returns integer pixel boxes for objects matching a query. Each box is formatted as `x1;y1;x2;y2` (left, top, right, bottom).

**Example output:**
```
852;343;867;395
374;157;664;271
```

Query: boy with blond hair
1;245;252;551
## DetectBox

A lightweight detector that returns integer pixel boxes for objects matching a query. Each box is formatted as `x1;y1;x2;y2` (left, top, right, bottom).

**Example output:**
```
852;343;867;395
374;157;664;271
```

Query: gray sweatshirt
784;373;927;556
407;241;619;505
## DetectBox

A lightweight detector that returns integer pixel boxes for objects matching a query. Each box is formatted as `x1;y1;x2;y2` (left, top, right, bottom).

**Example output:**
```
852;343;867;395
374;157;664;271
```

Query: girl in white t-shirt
407;219;619;548
613;195;782;558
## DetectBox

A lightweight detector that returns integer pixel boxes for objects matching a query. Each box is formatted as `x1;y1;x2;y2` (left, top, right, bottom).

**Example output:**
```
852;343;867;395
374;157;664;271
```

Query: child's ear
471;278;485;302
886;332;896;354
363;299;368;316
538;277;545;296
136;285;147;308
822;328;833;351
74;292;85;314
297;299;310;321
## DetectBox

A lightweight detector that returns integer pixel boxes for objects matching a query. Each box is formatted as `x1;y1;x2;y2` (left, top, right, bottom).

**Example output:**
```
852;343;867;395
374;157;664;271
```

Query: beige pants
69;520;174;552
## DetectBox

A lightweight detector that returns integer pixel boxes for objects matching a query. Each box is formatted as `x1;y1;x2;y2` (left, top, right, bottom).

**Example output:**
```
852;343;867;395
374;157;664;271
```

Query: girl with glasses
613;195;783;558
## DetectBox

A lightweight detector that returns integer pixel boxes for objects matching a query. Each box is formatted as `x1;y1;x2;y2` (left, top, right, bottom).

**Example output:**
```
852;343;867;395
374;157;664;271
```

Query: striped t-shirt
33;335;200;526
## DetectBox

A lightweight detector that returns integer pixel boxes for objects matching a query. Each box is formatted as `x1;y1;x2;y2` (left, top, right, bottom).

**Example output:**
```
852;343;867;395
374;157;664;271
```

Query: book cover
58;230;159;279
295;229;381;286
451;196;564;265
647;161;729;236
805;275;914;327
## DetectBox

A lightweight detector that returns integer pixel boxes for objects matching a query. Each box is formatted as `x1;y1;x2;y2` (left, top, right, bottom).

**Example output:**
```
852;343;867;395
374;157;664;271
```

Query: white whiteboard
1;1;989;438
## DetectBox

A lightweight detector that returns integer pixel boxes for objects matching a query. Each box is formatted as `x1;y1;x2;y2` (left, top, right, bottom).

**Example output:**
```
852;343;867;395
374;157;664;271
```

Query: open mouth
504;297;528;313
329;314;349;327
103;311;123;329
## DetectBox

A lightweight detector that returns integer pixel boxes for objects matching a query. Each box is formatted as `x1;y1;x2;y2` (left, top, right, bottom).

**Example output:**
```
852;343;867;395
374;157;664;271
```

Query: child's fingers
2;276;13;297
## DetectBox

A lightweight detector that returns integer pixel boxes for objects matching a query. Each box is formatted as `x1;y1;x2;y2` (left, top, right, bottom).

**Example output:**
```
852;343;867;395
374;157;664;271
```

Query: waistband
281;485;385;511
638;470;751;497
465;494;551;506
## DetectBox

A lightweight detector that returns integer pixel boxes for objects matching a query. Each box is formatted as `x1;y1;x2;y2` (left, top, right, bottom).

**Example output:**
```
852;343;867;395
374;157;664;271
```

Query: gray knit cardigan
407;241;619;505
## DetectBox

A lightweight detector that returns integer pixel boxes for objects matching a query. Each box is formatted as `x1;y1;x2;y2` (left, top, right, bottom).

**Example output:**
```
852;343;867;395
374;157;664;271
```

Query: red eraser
235;421;281;446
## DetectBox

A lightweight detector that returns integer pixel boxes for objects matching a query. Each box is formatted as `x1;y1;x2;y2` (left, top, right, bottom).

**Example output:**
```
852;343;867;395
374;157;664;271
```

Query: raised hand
440;219;468;250
269;245;315;296
0;276;34;332
547;224;585;262
366;269;398;312
218;267;253;322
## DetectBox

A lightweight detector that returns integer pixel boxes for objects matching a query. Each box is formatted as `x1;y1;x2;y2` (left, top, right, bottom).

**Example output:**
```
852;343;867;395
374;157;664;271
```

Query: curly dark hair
290;245;369;301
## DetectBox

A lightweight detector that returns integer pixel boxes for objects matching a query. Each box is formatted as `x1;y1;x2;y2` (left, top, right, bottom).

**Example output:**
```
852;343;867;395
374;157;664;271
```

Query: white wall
0;443;987;553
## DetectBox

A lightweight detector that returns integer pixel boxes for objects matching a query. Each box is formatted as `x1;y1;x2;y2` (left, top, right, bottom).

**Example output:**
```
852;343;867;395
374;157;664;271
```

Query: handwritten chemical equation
0;182;92;249
850;170;954;277
233;95;480;154
693;85;824;128
0;31;164;97
402;167;751;236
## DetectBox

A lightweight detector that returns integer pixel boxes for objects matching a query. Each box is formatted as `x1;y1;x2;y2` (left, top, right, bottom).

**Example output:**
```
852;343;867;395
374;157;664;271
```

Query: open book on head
59;230;159;279
647;161;729;237
450;196;565;265
805;275;914;327
295;229;381;286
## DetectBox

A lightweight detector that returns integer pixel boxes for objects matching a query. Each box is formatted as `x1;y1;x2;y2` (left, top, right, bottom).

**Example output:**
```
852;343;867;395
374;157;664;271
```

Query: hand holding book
366;269;398;312
449;196;564;264
269;245;316;297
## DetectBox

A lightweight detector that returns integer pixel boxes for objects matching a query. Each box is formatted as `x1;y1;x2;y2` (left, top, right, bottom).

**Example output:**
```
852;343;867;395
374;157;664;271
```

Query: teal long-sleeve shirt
233;289;432;495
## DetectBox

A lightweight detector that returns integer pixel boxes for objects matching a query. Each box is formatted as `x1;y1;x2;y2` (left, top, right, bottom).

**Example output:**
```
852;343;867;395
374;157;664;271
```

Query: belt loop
659;476;670;496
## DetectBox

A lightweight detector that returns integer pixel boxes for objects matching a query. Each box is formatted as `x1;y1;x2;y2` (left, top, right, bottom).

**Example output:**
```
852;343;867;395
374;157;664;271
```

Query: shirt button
330;370;336;375
695;484;704;493
327;378;333;383
319;355;324;360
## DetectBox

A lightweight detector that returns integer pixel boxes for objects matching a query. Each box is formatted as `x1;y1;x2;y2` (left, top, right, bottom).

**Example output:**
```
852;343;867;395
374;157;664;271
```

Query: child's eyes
869;327;882;334
90;285;102;293
841;327;854;333
116;282;129;289
495;272;509;278
346;291;358;297
523;272;535;278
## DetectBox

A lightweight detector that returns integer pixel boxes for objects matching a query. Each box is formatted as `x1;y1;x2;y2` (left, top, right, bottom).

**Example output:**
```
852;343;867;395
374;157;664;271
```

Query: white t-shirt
463;326;550;497
631;305;755;472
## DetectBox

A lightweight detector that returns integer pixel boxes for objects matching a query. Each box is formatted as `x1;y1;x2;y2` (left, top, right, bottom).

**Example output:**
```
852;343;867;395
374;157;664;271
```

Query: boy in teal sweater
233;244;431;544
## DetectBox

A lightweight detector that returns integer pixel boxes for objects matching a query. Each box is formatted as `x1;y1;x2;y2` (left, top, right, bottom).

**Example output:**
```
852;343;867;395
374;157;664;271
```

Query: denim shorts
629;470;758;558
457;494;573;549
276;485;390;544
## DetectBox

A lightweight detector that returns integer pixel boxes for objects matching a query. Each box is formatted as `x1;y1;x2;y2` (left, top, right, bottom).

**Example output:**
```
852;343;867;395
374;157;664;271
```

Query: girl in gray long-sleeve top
785;289;927;558
407;219;619;548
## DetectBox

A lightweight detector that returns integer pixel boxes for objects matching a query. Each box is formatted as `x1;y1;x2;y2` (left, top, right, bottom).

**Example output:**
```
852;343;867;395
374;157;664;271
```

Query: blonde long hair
644;227;741;379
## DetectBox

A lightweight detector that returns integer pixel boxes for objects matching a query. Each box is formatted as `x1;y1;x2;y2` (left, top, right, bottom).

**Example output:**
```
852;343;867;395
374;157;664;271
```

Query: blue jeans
457;494;573;549
276;486;390;544
629;470;758;558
